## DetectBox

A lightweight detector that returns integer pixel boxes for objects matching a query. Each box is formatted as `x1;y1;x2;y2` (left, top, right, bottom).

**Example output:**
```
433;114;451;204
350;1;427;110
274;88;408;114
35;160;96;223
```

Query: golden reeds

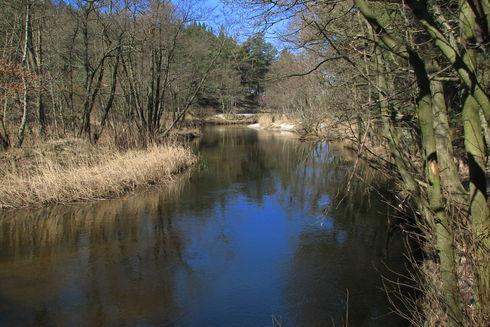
0;144;197;209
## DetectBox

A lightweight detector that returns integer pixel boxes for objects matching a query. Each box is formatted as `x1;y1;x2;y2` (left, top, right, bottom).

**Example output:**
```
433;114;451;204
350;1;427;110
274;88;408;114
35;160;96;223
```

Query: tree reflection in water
0;126;406;327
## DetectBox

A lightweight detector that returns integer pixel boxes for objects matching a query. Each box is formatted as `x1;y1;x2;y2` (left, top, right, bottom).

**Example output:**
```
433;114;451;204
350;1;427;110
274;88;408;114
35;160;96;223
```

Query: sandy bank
248;122;298;132
247;113;302;136
199;113;258;125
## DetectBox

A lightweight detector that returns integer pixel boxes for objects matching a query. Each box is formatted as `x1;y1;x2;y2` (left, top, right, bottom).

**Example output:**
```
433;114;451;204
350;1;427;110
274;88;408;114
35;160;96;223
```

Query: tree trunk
0;95;10;150
17;1;31;148
93;44;121;143
462;94;490;314
36;29;46;137
429;65;465;200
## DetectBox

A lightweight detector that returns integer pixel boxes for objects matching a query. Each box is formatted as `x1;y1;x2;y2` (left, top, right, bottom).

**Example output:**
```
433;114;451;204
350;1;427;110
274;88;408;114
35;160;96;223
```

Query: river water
0;126;406;327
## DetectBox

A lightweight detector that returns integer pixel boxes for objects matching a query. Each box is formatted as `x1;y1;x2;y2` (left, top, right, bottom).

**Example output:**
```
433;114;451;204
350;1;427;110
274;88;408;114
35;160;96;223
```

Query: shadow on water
0;126;407;327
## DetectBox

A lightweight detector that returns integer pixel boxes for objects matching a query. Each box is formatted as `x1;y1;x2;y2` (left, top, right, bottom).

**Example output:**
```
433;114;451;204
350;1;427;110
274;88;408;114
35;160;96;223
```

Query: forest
0;0;278;146
0;0;489;326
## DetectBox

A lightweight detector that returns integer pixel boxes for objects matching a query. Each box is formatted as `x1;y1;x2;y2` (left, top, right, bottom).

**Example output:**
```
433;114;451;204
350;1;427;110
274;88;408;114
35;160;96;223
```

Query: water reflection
0;126;406;326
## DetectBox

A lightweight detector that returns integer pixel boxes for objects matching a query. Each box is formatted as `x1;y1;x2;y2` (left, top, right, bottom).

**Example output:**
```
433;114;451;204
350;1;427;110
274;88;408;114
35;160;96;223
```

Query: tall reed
0;144;197;209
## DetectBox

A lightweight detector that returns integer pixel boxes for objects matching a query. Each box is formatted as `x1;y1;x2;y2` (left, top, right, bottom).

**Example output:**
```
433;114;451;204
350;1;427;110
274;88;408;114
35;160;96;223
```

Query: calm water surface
0;126;406;327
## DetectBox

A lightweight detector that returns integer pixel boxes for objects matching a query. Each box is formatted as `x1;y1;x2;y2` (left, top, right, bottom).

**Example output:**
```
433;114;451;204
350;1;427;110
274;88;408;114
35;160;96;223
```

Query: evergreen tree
239;33;277;103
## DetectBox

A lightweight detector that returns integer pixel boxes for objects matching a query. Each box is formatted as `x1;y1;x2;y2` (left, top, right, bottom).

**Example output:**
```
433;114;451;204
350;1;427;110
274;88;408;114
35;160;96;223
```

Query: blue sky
60;0;287;49
200;0;287;49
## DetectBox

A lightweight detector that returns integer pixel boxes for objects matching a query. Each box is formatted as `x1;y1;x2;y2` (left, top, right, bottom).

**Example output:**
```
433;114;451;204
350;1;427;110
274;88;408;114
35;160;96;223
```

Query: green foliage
177;23;277;111
238;33;277;102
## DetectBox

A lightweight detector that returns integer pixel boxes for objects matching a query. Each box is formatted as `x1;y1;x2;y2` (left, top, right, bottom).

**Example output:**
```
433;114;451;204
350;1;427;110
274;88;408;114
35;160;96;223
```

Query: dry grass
256;113;300;130
257;113;275;127
0;141;197;209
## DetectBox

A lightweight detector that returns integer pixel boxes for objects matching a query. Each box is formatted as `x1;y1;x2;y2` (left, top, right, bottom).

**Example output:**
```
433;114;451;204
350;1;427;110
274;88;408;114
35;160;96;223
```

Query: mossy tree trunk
355;0;463;324
428;63;465;201
462;94;490;313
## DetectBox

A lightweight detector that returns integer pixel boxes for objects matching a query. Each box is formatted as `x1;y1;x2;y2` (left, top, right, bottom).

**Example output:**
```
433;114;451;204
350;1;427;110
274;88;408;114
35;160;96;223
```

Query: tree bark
462;94;490;314
428;62;466;201
17;0;31;148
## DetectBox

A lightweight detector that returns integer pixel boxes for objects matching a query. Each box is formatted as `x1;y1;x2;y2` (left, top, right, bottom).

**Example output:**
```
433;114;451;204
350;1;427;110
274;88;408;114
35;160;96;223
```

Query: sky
60;0;288;49
200;0;288;49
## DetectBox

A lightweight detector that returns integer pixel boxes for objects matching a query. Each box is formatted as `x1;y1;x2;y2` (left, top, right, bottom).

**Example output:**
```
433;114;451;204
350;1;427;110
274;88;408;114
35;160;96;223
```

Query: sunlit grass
0;142;197;209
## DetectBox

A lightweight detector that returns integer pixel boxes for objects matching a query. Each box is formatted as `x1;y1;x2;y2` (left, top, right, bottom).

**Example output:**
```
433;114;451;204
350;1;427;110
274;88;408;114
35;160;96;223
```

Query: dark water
0;126;406;327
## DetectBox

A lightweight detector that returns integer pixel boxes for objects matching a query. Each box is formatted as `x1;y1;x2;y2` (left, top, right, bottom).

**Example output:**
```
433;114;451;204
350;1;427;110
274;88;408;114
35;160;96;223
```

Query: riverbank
250;114;390;165
247;113;301;133
195;113;258;125
0;139;197;209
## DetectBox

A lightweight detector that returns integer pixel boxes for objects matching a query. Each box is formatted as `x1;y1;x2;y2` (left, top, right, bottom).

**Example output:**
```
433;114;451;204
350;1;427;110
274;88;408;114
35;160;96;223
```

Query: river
0;126;406;327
